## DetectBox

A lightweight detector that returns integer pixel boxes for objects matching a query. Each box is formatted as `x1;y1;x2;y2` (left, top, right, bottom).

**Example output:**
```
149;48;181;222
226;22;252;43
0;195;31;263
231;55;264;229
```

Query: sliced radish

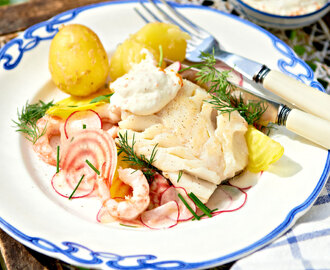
215;61;243;86
61;129;117;186
149;173;170;209
205;186;232;214
51;170;95;199
165;61;181;73
97;204;117;223
141;201;179;229
160;186;196;221
64;110;102;139
53;129;117;199
209;185;247;217
229;170;260;189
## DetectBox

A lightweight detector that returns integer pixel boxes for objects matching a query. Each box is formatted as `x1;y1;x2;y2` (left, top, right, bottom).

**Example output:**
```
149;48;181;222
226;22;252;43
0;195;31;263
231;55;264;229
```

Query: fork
134;0;330;122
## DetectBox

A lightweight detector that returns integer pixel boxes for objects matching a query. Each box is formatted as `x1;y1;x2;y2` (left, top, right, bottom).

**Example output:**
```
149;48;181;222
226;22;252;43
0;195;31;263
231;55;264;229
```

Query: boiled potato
132;22;190;62
109;22;189;81
49;24;109;97
109;38;163;81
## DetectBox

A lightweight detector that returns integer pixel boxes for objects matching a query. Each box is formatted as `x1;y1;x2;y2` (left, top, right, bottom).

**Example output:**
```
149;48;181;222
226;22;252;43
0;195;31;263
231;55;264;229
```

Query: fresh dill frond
13;100;54;144
117;131;159;181
182;51;267;125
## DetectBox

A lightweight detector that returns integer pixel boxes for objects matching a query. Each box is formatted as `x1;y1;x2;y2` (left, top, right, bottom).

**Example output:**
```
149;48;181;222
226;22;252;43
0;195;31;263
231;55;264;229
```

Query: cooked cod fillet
118;79;248;202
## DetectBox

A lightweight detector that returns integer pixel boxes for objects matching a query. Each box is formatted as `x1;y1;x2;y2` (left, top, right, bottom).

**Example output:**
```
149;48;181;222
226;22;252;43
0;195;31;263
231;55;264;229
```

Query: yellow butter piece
245;125;284;173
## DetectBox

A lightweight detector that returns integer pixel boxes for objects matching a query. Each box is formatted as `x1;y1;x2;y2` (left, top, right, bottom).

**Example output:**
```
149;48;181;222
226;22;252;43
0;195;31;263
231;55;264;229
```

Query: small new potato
49;24;109;97
132;22;190;62
109;38;163;81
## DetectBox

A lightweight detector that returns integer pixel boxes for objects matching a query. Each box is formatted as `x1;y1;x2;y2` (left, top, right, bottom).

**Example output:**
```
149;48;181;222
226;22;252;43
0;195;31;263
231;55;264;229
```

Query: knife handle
285;108;330;149
263;70;330;122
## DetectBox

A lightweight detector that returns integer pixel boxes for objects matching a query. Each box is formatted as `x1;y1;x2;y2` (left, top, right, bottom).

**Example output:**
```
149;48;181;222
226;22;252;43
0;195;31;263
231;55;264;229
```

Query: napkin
232;175;330;269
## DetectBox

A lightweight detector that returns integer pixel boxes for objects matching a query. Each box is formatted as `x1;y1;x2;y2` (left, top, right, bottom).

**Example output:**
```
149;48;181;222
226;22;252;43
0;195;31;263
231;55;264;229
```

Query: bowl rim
235;0;330;19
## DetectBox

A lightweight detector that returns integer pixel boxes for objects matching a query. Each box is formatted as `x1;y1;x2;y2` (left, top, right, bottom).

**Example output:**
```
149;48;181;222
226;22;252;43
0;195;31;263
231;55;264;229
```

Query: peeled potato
132;22;190;62
49;24;109;97
245;125;284;173
109;38;162;81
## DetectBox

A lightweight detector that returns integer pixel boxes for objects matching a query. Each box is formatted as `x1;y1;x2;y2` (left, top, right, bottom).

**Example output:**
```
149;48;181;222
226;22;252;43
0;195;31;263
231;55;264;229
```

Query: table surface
0;0;329;269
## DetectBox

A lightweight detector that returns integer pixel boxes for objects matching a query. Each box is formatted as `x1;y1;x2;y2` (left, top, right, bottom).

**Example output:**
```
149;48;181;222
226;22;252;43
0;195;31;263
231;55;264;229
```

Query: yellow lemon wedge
110;152;133;199
46;89;111;119
245;125;284;173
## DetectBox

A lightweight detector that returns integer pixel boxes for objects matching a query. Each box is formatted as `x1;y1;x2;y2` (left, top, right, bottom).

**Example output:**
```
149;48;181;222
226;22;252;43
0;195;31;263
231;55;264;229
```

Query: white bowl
232;0;330;29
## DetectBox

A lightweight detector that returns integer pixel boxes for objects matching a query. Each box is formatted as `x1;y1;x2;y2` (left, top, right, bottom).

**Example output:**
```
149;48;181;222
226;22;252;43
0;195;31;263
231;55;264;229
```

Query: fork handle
262;70;330;122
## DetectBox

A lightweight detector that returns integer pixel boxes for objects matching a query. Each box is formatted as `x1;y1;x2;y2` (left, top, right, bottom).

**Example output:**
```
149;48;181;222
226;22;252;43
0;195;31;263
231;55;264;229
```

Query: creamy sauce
242;0;327;16
110;50;182;116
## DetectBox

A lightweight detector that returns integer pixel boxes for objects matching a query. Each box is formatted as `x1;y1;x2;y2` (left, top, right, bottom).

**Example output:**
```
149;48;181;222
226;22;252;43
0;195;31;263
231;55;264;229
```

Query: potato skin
49;24;109;97
132;22;190;62
109;38;162;81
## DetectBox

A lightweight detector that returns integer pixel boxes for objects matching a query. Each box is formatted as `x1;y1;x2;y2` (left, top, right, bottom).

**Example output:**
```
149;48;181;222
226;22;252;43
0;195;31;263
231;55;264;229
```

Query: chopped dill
180;51;267;125
117;131;159;181
13;100;54;144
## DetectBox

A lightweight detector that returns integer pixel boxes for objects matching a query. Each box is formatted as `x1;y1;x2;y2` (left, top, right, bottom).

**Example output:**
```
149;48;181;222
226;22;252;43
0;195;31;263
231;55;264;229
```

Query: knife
180;66;330;150
211;50;330;122
232;83;330;150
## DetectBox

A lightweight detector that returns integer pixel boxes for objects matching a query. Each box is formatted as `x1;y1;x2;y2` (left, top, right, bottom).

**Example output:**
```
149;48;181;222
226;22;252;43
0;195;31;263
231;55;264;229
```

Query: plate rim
0;0;329;269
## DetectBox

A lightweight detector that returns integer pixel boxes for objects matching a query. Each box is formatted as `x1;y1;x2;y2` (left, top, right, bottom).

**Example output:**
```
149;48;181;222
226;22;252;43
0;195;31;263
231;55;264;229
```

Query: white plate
0;1;329;269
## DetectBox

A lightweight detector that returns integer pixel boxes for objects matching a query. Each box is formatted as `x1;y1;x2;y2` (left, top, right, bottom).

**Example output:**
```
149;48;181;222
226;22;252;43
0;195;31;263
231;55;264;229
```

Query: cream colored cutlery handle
286;109;330;149
263;70;330;122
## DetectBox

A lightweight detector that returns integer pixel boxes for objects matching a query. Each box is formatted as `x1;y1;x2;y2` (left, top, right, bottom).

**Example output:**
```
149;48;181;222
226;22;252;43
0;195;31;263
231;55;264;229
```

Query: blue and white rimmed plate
0;1;329;269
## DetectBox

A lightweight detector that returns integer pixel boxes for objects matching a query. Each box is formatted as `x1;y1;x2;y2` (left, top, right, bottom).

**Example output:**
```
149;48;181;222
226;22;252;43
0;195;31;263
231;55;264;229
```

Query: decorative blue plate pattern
0;1;329;269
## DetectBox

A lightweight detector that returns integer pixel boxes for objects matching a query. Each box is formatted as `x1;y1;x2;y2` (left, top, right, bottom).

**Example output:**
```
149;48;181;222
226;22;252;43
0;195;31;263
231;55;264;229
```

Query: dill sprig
181;52;267;125
117;131;159;181
13;100;54;144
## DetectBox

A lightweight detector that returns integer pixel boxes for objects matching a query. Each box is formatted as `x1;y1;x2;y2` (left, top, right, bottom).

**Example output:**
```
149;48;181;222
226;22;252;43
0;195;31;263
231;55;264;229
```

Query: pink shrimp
94;104;121;138
33;115;64;166
105;168;150;220
95;104;121;125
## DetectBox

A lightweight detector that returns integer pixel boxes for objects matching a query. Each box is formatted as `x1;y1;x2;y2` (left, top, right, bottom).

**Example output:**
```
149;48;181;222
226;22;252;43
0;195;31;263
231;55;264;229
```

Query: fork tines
134;0;206;37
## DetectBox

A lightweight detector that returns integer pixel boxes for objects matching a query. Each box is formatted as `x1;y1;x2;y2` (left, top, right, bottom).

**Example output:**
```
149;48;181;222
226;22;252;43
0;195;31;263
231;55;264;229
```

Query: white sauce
242;0;327;16
110;50;182;116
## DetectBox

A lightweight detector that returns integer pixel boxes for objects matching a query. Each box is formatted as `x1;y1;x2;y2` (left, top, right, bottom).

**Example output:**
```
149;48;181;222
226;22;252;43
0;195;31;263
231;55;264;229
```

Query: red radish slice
141;201;179;229
97;205;117;223
160;186;196;221
149;173;170;209
215;61;243;86
61;129;117;187
64;110;102;139
51;170;95;199
229;170;260;189
205;186;232;214
210;185;247;217
54;129;117;199
165;61;181;73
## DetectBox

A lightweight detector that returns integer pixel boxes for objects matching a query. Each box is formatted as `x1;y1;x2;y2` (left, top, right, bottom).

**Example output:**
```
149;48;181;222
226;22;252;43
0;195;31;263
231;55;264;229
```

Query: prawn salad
14;23;284;229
